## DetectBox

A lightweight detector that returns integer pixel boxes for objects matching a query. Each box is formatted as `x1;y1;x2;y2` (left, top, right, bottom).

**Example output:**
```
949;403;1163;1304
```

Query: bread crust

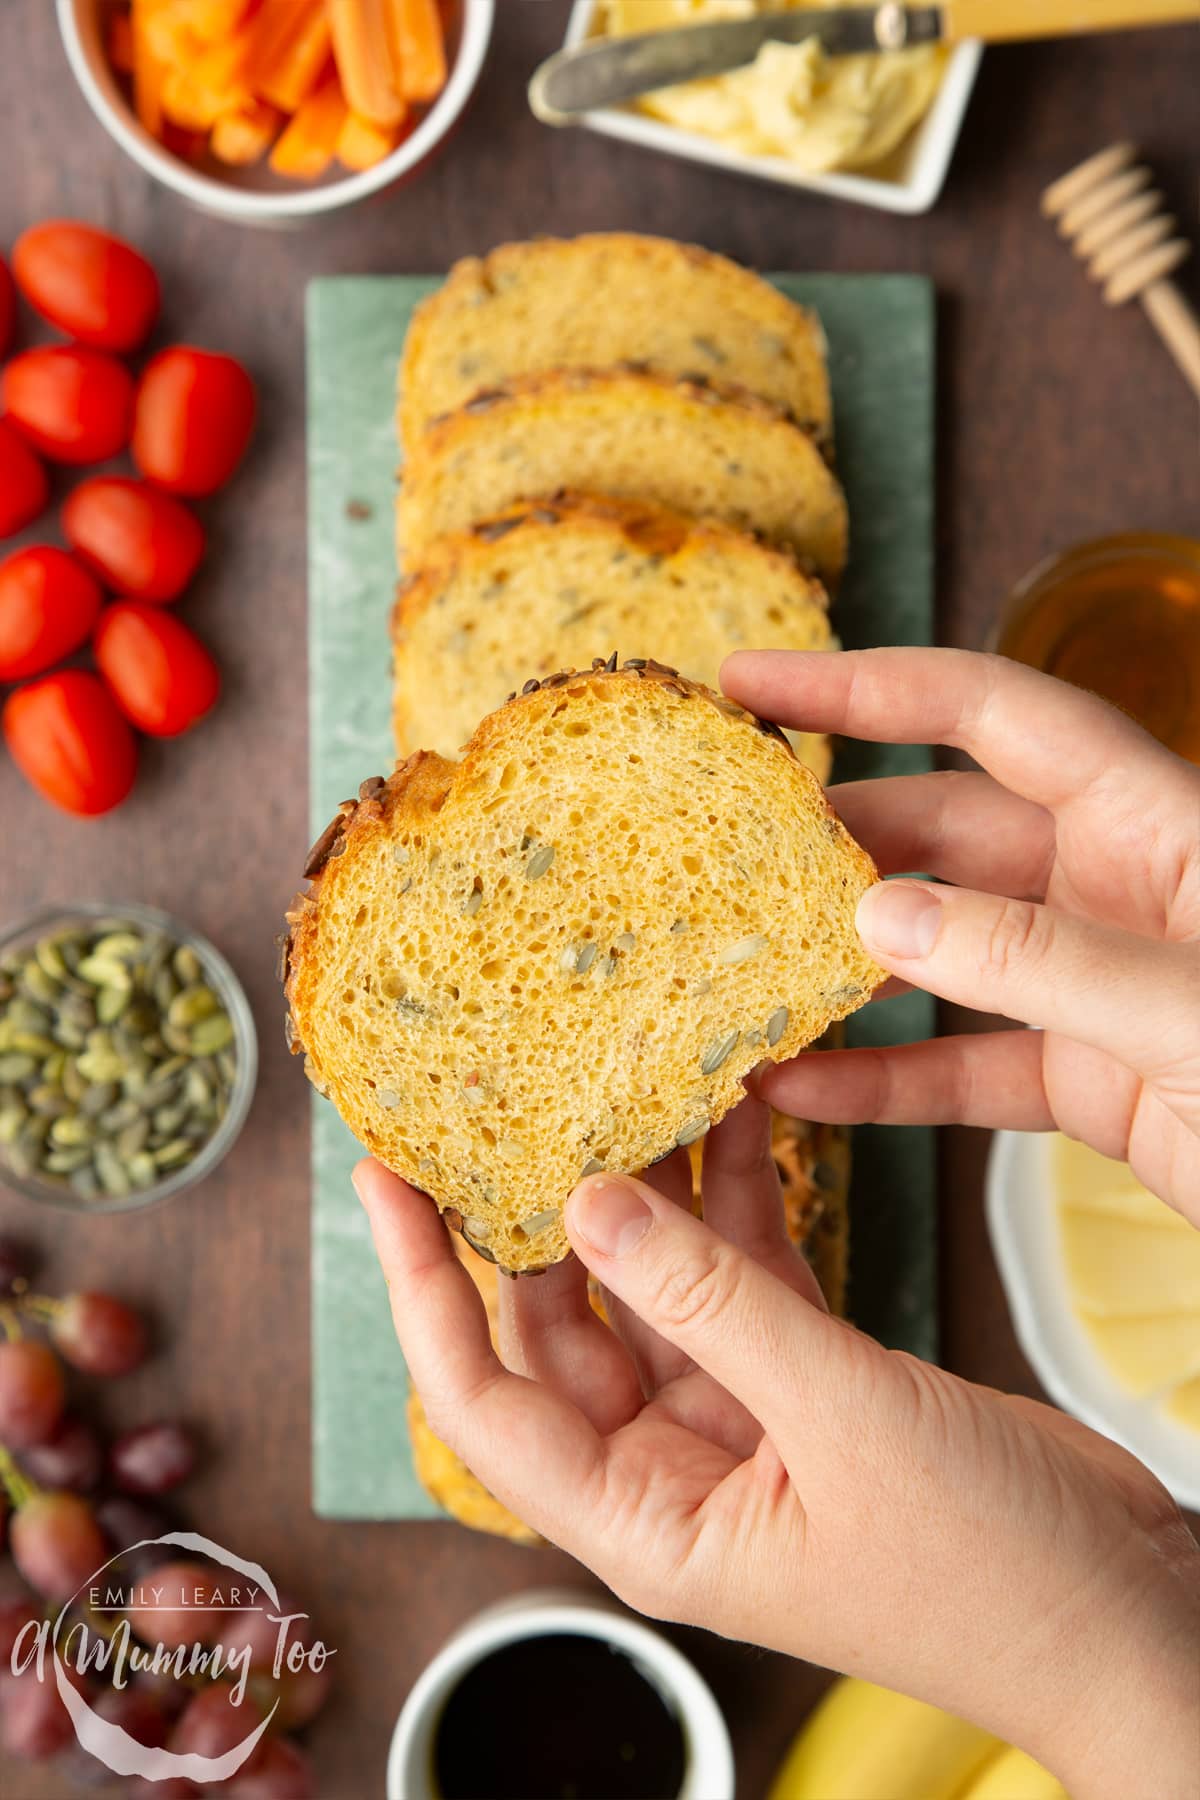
282;659;883;1274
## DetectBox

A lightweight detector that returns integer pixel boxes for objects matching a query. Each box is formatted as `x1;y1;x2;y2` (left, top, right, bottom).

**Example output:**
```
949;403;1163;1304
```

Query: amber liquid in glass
997;538;1200;765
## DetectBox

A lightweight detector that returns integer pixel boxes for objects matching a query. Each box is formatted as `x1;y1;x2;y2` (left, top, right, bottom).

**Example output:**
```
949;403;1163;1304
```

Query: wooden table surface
0;7;1196;1796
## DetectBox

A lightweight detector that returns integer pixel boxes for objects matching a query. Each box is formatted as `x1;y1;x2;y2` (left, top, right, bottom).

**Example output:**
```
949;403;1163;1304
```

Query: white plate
560;0;981;215
986;1129;1200;1512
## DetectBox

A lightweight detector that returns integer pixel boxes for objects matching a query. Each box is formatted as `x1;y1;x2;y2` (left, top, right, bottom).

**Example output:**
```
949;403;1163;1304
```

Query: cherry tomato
0;256;15;358
132;347;255;497
62;477;204;604
94;603;220;738
0;421;49;539
2;346;134;465
0;547;103;682
3;669;137;815
12;221;159;352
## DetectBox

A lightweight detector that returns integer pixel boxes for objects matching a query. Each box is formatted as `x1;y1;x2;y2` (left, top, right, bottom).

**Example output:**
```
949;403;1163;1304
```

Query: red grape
50;1290;148;1376
0;1235;34;1297
21;1413;103;1492
95;1494;172;1570
111;1420;196;1495
127;1558;220;1649
10;1492;107;1602
0;1664;82;1759
0;1339;65;1448
218;1590;306;1668
127;1781;198;1798
168;1678;263;1757
60;1682;169;1786
229;1734;315;1799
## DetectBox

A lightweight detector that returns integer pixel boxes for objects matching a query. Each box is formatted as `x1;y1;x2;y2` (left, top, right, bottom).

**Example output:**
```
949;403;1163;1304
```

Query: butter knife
530;0;1199;125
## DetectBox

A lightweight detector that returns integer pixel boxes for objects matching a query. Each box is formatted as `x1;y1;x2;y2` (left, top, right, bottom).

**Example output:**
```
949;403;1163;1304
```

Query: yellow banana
958;1743;1070;1800
768;1677;1000;1800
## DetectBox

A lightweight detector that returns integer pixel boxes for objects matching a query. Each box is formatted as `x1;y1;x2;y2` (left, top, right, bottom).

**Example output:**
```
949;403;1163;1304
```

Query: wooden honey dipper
1042;143;1200;402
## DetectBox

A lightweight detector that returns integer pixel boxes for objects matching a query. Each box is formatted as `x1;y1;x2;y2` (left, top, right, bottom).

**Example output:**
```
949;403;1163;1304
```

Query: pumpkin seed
498;1138;527;1162
77;955;132;991
525;844;555;881
462;886;483;917
167;985;219;1029
154;969;180;1012
675;1116;711;1147
393;845;411;866
189;1014;233;1056
153;1139;192;1169
0;1107;26;1145
766;1007;789;1047
20;964;61;1007
376;1089;401;1109
580;1157;604;1177
116;1117;151;1159
463;1215;492;1240
35;938;69;982
0;1054;36;1082
613;933;636;954
128;1152;159;1188
96;987;130;1024
575;942;597;975
28;1086;70;1119
93;932;144;963
172;945;203;985
49;1115;96;1148
520;1210;557;1235
44;1147;91;1174
670;919;689;934
701;1030;741;1076
94;1144;131;1196
719;934;768;966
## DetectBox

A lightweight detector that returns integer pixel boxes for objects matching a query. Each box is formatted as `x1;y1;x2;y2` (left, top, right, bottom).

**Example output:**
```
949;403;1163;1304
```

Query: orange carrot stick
183;0;257;41
268;65;348;178
130;1;167;137
211;97;282;164
246;0;331;113
385;0;446;104
328;0;406;129
336;108;406;171
107;9;134;75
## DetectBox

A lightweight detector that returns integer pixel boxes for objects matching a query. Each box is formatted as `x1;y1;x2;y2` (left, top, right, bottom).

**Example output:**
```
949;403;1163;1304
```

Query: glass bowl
0;901;257;1215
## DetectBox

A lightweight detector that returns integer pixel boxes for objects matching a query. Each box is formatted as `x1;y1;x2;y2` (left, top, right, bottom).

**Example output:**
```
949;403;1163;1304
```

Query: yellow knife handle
942;0;1199;41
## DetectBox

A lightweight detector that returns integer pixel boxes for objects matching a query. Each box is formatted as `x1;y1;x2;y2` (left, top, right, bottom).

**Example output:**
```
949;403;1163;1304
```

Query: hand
722;647;1200;1226
355;1112;1200;1800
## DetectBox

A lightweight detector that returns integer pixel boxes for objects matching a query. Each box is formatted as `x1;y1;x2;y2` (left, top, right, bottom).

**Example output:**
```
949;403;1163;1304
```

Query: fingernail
351;1161;371;1206
567;1176;653;1259
857;881;943;959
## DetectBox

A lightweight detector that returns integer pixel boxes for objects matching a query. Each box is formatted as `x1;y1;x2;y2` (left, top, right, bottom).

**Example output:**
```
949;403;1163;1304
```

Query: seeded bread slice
282;659;884;1275
392;493;837;781
398;233;831;449
396;370;849;586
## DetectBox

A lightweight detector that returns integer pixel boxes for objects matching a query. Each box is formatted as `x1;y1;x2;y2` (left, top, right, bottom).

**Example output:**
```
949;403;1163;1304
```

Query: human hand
355;1107;1200;1800
722;647;1200;1226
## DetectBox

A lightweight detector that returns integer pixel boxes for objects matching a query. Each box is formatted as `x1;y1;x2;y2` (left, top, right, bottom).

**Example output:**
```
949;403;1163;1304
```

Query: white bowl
986;1129;1200;1513
386;1588;735;1800
559;0;980;215
57;0;494;227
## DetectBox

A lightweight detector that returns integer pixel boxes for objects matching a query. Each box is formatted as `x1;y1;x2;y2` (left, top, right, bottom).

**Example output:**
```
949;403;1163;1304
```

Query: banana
768;1677;1000;1800
959;1743;1070;1799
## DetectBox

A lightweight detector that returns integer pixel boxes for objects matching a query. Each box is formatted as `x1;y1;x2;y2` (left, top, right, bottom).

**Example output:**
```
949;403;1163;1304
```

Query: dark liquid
432;1632;687;1800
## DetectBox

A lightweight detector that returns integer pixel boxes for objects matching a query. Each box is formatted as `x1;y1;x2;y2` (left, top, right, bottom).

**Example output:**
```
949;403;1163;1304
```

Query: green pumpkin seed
96;987;130;1024
94;1143;131;1197
151;1103;187;1137
40;1050;66;1084
69;1166;100;1201
20;964;61;1006
76;1050;126;1084
153;1138;192;1169
44;1147;92;1174
77;955;132;991
79;1081;119;1118
765;1007;789;1047
189;1014;233;1056
99;1097;141;1133
183;1067;211;1109
172;945;203;985
0;1106;27;1145
34;938;69;982
216;1048;237;1087
167;985;219;1029
0;1054;36;1083
61;1060;87;1104
11;1032;58;1058
28;1086;70;1119
92;932;144;963
49;1115;96;1148
7;998;52;1034
127;1152;158;1188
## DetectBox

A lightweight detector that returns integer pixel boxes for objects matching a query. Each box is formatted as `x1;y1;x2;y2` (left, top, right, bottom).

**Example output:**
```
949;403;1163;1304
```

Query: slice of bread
392;493;837;781
282;660;884;1275
396;370;849;585
398;233;832;449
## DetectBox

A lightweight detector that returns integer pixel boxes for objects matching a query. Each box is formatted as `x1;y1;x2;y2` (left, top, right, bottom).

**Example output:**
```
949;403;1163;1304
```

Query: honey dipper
1042;143;1200;402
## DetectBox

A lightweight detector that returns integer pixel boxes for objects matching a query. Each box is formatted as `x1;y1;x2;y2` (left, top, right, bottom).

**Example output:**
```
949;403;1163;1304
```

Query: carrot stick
246;0;331;113
385;0;446;104
161;14;259;128
328;0;406;128
107;9;134;75
211;97;282;164
268;65;348;178
130;1;167;136
183;0;257;41
336;108;406;170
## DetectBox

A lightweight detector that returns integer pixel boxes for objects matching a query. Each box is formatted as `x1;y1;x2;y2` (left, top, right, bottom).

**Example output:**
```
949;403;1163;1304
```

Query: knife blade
529;6;946;125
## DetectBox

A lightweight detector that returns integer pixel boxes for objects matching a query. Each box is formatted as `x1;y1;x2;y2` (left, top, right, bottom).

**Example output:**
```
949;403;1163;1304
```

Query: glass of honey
992;534;1200;764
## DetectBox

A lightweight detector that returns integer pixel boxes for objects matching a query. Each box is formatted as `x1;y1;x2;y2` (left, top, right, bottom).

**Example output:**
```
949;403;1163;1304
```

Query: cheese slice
1079;1311;1200;1396
1054;1135;1191;1231
1159;1375;1200;1435
1059;1210;1200;1316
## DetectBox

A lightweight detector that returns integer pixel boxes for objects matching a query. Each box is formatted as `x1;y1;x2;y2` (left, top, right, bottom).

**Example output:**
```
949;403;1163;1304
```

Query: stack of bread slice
386;234;859;1538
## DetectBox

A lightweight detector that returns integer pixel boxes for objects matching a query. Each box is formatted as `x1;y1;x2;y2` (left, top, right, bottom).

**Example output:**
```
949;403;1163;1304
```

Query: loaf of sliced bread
398;233;832;449
396;370;849;585
282;660;884;1275
392;493;837;781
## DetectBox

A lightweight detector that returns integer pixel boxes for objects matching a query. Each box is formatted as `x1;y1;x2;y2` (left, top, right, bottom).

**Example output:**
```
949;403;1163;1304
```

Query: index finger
721;647;1190;814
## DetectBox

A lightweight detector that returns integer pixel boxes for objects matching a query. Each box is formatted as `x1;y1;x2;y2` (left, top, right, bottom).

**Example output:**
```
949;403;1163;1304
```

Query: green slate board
307;274;936;1520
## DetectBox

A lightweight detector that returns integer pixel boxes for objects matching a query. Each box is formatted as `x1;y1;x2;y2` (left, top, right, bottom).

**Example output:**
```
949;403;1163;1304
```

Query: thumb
856;880;1200;1079
564;1171;861;1445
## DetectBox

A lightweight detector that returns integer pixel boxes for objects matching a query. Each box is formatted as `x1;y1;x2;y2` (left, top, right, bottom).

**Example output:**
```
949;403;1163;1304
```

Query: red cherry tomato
0;421;49;538
2;346;134;465
94;602;220;738
0;256;15;358
0;547;103;682
62;477;204;604
3;669;137;815
132;347;255;497
12;221;159;353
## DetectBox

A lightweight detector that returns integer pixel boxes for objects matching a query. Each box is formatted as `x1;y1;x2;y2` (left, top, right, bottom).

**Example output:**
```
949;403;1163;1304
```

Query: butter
1080;1312;1200;1398
1054;1134;1193;1233
1060;1211;1200;1317
1160;1376;1200;1433
597;0;947;174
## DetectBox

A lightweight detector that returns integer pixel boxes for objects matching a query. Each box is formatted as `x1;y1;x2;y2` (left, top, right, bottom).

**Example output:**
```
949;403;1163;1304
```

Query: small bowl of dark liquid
387;1590;734;1800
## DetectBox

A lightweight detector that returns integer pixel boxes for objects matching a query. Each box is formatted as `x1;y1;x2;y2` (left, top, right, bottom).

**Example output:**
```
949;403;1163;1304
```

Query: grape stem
0;1443;38;1509
0;1301;23;1343
15;1294;61;1324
